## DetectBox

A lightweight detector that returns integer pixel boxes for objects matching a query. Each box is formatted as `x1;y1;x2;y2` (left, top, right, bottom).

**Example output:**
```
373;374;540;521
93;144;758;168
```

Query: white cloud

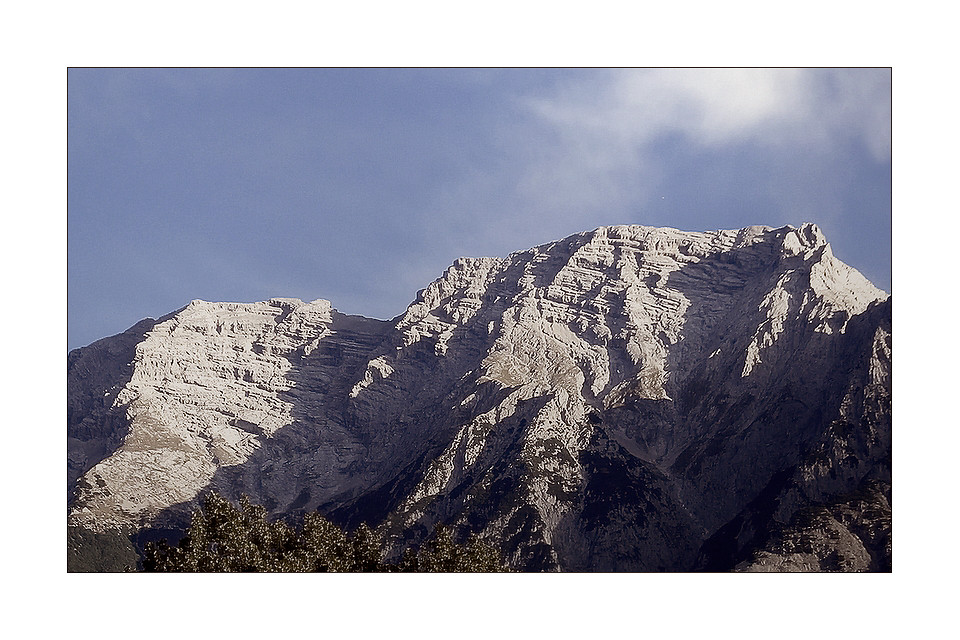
529;69;805;147
526;68;890;158
504;68;890;228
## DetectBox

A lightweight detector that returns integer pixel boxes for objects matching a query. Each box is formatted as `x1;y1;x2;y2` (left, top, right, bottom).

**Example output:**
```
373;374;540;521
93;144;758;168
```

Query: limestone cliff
67;223;891;571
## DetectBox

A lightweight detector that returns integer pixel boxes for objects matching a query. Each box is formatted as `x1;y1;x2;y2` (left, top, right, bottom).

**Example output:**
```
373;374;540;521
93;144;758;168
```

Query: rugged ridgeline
68;224;891;571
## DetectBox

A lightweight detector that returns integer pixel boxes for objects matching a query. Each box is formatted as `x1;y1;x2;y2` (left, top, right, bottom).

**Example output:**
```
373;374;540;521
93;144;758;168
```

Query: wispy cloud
509;68;890;221
525;68;890;159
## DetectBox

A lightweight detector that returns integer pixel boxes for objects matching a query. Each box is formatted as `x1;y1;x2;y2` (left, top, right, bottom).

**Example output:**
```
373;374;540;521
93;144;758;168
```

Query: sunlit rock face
68;224;891;571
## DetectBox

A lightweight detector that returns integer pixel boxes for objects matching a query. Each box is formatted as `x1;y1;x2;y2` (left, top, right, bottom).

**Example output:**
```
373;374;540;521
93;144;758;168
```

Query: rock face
67;224;891;571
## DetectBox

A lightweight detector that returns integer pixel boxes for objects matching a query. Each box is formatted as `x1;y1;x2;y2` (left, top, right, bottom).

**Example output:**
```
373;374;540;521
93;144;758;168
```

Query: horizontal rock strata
68;223;891;571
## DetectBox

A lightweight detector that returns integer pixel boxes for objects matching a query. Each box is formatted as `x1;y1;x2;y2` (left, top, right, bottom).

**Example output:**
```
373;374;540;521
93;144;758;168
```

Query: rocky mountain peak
68;223;891;572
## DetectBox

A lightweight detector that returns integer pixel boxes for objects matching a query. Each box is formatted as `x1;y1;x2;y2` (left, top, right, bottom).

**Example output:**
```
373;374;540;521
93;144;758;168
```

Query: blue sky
68;68;891;351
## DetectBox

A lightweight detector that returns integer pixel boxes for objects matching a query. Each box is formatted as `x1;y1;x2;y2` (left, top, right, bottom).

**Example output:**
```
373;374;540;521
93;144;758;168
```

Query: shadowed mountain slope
68;224;891;571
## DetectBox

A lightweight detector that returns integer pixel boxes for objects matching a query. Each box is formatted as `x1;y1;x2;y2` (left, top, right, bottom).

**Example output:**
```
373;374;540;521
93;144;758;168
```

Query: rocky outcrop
67;223;891;571
734;479;891;572
69;298;393;530
68;316;162;497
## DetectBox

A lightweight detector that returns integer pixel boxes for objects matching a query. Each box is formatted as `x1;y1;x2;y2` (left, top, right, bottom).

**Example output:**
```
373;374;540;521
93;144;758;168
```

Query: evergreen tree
292;512;355;571
144;492;298;572
400;525;509;572
143;491;509;572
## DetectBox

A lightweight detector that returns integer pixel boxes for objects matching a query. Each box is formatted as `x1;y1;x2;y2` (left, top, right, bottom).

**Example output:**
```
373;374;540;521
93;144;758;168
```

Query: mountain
67;223;891;571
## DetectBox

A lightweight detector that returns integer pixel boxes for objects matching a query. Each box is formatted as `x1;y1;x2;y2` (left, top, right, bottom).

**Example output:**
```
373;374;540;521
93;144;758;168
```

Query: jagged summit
68;223;891;571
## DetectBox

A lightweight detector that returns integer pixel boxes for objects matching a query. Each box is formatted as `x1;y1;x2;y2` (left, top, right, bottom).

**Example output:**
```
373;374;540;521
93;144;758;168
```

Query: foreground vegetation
143;492;509;572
